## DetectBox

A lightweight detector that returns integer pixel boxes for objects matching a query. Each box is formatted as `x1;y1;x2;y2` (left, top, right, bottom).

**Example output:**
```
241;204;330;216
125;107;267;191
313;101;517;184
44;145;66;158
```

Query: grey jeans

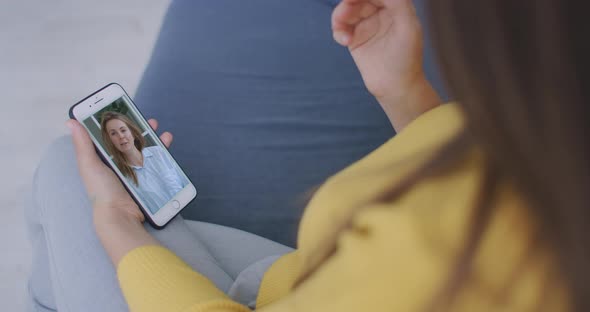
25;136;293;311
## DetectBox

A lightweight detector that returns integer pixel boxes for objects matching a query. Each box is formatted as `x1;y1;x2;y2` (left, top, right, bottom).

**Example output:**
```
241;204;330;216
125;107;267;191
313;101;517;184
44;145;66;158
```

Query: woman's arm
68;119;250;312
332;0;441;132
67;119;168;266
377;75;441;132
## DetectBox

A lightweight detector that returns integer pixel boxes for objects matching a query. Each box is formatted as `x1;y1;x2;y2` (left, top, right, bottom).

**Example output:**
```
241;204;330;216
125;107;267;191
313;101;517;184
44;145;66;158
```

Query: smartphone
69;83;197;229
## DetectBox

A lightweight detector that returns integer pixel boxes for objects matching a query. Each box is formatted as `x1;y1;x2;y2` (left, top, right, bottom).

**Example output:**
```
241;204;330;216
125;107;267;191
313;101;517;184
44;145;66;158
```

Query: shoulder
143;145;166;157
328;103;464;183
143;146;176;169
343;157;565;309
297;103;566;309
144;145;164;152
299;104;467;243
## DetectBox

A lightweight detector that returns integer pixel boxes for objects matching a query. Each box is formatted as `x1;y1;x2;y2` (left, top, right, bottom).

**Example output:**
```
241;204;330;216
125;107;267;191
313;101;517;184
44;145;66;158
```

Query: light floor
0;0;170;309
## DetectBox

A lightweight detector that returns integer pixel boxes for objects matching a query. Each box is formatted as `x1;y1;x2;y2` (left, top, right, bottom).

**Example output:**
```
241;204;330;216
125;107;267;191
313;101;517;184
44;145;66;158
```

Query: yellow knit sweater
117;104;568;311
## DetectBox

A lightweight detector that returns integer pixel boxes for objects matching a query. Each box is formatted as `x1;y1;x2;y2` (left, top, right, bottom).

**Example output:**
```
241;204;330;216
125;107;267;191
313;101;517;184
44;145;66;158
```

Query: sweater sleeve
116;205;450;312
117;245;250;312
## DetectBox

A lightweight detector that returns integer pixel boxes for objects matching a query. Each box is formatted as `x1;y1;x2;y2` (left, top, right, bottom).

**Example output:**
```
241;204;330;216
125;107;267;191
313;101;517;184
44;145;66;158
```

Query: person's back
252;103;569;311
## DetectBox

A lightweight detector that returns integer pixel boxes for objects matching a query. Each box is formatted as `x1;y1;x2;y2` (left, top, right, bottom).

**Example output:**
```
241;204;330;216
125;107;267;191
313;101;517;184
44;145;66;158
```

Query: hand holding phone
69;83;197;229
67;118;170;226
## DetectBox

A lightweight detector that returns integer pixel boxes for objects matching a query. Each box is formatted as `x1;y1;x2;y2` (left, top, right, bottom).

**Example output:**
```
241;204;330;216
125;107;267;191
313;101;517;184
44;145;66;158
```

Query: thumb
66;119;104;170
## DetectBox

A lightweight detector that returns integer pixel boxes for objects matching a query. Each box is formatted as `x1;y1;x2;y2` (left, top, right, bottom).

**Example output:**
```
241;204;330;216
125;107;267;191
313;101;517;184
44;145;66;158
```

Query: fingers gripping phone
69;83;197;229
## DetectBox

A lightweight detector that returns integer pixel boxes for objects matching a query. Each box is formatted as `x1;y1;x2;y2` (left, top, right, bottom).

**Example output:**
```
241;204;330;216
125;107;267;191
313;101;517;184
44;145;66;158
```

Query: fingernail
340;34;348;45
336;33;349;46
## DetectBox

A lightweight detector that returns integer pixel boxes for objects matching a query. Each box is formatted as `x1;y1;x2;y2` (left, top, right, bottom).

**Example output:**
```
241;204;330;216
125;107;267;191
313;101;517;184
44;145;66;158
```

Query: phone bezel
69;83;197;229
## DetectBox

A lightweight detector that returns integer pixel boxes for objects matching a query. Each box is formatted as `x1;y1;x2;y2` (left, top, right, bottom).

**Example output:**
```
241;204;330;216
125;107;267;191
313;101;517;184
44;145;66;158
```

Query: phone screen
80;94;190;215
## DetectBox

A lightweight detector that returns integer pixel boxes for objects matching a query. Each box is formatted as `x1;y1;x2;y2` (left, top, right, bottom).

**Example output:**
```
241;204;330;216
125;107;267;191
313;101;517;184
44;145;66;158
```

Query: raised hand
332;0;440;130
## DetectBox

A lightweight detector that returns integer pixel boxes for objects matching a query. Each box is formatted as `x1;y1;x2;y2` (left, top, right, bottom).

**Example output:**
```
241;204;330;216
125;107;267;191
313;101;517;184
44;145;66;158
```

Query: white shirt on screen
126;146;188;214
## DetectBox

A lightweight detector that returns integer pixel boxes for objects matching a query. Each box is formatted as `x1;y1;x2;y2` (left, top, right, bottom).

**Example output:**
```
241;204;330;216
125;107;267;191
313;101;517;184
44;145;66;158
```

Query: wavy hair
100;111;146;186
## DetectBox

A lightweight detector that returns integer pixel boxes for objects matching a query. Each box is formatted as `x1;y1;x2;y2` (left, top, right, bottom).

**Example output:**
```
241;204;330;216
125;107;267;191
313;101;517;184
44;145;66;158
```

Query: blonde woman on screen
100;111;187;214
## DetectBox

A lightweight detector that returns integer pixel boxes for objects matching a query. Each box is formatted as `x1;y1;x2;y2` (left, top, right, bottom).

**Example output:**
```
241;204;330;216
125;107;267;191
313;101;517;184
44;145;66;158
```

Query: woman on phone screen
101;111;187;214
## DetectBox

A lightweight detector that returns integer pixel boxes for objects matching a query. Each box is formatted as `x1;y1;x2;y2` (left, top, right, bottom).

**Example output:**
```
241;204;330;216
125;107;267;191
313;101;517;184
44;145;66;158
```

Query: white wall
0;0;170;309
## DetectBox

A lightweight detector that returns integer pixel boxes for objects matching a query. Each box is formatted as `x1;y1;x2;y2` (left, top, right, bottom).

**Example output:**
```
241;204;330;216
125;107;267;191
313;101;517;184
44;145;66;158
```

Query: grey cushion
135;0;446;247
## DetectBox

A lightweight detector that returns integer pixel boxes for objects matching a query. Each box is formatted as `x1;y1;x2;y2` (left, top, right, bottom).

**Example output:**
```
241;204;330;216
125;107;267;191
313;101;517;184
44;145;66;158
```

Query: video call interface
83;96;189;214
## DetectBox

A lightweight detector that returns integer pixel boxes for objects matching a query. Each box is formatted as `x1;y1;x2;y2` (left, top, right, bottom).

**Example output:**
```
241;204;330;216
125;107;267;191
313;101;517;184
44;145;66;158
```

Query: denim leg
25;136;235;311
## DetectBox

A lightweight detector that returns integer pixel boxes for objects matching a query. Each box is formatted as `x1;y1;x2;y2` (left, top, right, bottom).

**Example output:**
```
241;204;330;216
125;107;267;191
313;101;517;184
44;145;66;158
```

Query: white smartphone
69;83;197;229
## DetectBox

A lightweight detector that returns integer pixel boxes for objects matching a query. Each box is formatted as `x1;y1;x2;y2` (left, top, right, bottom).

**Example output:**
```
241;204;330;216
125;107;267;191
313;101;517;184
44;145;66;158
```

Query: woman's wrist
94;207;140;236
94;207;160;266
376;75;441;132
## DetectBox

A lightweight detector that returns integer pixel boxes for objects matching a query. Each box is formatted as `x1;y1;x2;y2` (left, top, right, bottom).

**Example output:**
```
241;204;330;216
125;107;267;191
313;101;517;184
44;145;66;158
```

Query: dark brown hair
430;0;589;309
100;111;146;186
296;0;589;310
